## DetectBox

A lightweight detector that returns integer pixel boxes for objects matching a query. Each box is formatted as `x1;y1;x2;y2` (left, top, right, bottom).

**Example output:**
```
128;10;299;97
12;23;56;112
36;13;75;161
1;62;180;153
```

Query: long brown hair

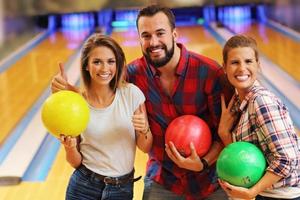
81;33;126;92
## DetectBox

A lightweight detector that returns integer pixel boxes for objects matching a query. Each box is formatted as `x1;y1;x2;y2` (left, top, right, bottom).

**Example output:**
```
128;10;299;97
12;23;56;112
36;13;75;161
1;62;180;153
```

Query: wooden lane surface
0;31;87;145
176;26;223;64
228;22;300;82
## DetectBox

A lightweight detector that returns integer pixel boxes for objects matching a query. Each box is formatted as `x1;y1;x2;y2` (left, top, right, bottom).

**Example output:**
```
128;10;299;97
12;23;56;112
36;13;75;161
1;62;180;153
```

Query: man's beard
143;42;175;68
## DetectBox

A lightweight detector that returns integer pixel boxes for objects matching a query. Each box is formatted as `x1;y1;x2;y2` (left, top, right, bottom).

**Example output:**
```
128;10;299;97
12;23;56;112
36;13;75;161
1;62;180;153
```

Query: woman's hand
51;63;79;93
133;104;153;153
219;179;256;200
218;94;238;145
132;104;149;135
59;134;77;150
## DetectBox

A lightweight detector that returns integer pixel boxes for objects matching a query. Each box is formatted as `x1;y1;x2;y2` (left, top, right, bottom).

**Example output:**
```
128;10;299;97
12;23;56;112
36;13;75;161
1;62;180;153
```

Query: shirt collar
239;81;261;111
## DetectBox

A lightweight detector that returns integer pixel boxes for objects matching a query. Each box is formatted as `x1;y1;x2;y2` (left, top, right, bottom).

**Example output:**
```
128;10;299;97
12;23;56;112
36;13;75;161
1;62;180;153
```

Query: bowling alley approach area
0;1;300;199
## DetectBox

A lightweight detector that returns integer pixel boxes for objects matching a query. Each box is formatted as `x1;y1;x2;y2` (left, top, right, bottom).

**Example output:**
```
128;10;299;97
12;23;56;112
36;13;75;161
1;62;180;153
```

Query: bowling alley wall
266;0;300;31
0;0;300;53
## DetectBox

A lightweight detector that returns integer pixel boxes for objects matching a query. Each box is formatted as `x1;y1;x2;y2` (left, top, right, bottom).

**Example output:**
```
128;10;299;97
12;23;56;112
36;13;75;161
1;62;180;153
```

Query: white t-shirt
80;83;145;177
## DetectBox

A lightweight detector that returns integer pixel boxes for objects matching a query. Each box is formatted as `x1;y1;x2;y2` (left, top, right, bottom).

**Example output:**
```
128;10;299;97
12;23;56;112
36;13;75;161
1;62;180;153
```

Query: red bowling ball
165;115;212;157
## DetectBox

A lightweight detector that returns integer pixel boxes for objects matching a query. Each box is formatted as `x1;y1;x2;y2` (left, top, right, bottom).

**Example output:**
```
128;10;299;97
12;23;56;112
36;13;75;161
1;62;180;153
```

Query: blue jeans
66;166;133;200
142;176;228;200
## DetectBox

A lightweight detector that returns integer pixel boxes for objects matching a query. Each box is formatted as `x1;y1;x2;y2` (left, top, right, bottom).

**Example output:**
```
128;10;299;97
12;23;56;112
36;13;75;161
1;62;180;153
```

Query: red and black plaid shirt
127;43;233;199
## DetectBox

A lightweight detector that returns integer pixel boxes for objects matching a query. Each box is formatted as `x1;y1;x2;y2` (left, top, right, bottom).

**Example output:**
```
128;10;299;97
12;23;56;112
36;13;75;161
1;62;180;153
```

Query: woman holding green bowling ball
55;34;153;200
218;35;300;200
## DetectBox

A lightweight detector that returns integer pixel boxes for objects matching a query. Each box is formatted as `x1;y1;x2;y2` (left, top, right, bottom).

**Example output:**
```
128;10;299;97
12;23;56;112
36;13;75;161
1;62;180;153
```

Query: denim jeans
66;166;133;200
142;176;228;200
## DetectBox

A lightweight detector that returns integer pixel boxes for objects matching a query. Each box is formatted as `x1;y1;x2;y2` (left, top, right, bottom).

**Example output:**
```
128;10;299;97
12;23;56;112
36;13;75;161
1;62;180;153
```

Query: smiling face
81;34;126;91
223;47;260;98
137;12;177;68
87;46;117;88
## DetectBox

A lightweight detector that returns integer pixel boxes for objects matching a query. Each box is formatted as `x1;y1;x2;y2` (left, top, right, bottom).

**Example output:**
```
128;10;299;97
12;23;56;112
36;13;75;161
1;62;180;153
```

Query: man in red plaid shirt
127;5;233;200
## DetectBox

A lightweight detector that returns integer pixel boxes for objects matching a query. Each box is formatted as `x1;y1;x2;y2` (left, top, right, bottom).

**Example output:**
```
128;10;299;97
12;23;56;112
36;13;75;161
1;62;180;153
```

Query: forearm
219;132;233;146
136;129;153;153
64;146;82;168
249;171;283;197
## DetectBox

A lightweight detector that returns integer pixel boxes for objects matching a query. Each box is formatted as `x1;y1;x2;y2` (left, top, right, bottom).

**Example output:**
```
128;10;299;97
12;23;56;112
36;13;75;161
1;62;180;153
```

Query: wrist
249;184;265;198
248;185;260;199
141;126;150;135
64;145;77;151
201;158;209;172
218;131;232;145
137;126;150;140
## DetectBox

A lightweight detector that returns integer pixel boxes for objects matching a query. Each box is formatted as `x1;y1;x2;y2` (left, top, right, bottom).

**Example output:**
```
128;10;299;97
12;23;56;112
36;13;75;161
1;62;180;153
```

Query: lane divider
0;28;94;184
0;30;53;74
21;55;81;182
21;29;95;182
266;20;300;42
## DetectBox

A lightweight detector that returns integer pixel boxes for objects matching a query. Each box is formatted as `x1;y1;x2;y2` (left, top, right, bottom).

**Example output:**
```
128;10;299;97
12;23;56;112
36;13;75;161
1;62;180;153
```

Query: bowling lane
0;30;89;144
227;21;300;82
176;26;223;64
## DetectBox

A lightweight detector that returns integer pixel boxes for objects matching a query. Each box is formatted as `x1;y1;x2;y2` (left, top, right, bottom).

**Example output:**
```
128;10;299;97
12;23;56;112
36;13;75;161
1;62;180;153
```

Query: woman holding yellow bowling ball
218;35;300;200
53;34;153;200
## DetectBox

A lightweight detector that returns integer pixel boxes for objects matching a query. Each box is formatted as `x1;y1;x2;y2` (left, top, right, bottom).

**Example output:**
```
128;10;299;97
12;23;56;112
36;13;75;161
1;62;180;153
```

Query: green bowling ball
216;141;266;188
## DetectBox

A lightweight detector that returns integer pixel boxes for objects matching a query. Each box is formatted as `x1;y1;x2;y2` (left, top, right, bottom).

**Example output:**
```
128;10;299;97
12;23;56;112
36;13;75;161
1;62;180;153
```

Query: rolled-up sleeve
254;94;298;177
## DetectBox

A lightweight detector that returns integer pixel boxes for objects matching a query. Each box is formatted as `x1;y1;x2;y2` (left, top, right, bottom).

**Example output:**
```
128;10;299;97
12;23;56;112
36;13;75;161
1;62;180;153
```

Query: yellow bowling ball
41;90;90;137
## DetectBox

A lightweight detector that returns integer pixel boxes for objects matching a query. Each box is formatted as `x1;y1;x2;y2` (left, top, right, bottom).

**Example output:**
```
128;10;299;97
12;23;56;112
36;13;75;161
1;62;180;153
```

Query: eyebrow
141;28;166;36
91;57;115;61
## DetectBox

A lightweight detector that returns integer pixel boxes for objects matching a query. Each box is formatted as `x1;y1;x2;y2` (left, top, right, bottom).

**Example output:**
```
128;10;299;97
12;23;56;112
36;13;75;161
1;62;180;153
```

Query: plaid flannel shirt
127;43;233;199
232;82;300;188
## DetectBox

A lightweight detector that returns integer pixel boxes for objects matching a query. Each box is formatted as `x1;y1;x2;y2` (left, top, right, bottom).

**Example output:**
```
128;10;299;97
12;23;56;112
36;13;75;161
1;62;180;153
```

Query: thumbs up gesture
51;62;71;93
132;104;149;134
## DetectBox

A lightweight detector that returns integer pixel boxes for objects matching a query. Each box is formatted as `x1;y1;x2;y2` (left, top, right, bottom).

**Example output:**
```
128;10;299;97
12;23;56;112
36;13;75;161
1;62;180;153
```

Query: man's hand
165;142;204;171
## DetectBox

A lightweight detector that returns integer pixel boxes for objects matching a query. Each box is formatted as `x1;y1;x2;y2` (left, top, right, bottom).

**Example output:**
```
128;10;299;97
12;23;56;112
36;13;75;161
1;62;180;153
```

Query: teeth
236;75;249;81
150;46;163;52
151;48;161;53
98;74;110;78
